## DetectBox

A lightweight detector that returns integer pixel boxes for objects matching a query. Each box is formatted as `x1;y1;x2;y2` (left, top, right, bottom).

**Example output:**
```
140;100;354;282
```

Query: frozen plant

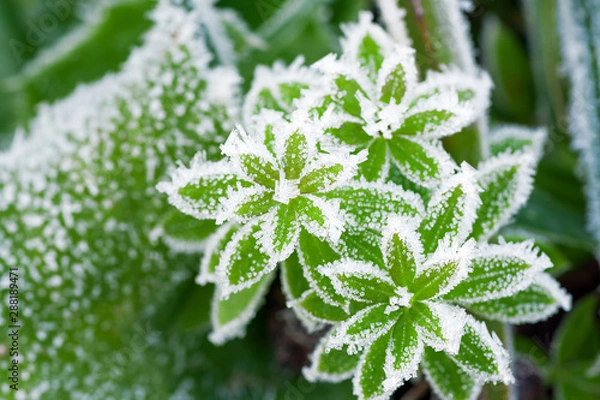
302;12;492;185
301;159;571;400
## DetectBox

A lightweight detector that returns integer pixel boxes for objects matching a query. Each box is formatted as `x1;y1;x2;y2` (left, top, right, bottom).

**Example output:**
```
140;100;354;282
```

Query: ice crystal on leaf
301;12;492;186
303;161;571;400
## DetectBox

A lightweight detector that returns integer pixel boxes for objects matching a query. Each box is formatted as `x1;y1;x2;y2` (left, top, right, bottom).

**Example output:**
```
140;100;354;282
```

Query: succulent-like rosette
302;12;492;186
302;161;571;400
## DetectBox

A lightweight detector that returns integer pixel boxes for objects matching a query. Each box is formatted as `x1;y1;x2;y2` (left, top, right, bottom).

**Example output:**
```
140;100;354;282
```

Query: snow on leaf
157;154;247;220
217;220;277;297
341;12;396;82
209;271;276;345
260;204;300;259
409;301;467;354
295;195;344;244
387;136;457;188
353;330;395;400
467;273;572;324
243;57;319;126
470;151;536;241
446;240;552;304
419;163;481;255
153;209;218;254
450;317;514;384
375;0;411;45
377;47;418;105
558;0;600;258
423;347;484;400
410;240;474;301
335;228;386;269
488;125;546;160
318;259;401;304
304;330;362;383
383;318;423;390
197;222;238;284
282;130;309;179
324;181;424;230
382;216;424;287
328;303;401;354
292;290;355;326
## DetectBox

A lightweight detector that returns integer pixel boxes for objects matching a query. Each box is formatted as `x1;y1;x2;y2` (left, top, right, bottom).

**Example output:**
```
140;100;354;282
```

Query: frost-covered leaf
409;302;466;354
470;151;536;241
353;330;394;400
157;155;248;220
328;303;400;353
324;181;424;229
280;250;310;301
385;318;422;387
294;290;354;325
297;228;346;306
217;220;277;296
410;242;473;301
304;331;362;383
198;222;239;284
243;57;318;126
340;12;395;81
387;136;456;188
209;272;275;345
358;139;389;182
489;125;546;159
423;347;484;400
383;216;423;287
558;0;600;257
156;209;218;253
335;228;386;269
377;48;417;105
319;259;400;303
0;1;244;396
446;241;552;304
450;317;513;383
467;273;571;324
419;163;481;254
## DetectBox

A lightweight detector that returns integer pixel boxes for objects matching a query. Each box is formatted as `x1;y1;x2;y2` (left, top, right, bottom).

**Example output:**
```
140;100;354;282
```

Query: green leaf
235;190;277;218
423;347;482;400
239;154;280;188
411;259;462;301
471;153;535;241
210;271;275;345
394;109;454;136
388;136;451;187
388;317;422;378
384;224;421;288
489;126;545;157
325;182;423;229
159;209;218;248
336;228;385;269
419;165;479;255
409;302;464;353
268;203;299;257
299;163;344;193
304;332;361;382
378;52;413;104
283;130;308;179
451;318;512;382
554;294;600;366
199;223;239;284
326;121;372;146
354;330;393;399
320;260;398;303
357;139;388;182
467;273;571;324
294;196;340;241
296;290;352;323
297;229;345;306
446;242;551;304
218;221;276;295
357;33;386;80
280;250;311;300
166;167;246;220
329;304;399;352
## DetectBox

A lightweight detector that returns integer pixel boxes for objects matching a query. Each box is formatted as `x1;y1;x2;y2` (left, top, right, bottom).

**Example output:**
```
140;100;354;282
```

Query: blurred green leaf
481;15;536;124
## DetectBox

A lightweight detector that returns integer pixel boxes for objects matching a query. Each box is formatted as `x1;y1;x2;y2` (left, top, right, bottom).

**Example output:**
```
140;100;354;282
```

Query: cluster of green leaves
158;7;571;400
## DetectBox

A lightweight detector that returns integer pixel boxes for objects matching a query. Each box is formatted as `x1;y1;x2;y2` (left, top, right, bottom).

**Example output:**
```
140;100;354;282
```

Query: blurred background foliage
0;0;598;398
